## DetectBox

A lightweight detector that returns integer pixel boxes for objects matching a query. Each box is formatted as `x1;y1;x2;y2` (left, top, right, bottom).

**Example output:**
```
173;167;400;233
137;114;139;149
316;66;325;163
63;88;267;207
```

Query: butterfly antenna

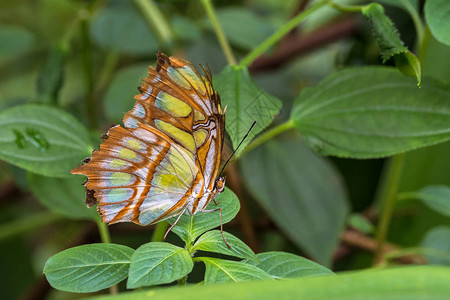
218;121;256;177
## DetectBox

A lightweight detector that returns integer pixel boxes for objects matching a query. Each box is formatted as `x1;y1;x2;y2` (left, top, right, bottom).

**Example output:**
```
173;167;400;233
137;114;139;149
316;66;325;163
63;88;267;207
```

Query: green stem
132;0;173;47
328;1;366;13
0;212;63;241
239;0;328;68
151;221;168;242
241;119;295;156
200;0;237;65
177;275;187;286
373;153;405;265
96;51;119;94
96;220;111;243
418;26;431;66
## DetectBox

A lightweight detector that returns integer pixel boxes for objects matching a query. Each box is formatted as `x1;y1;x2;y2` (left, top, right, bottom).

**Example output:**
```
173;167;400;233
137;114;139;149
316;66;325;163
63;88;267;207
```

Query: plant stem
177;275;187;286
200;0;237;65
96;51;119;94
239;0;329;68
96;220;111;243
241;119;295;156
151;221;168;242
418;26;431;66
373;153;405;265
132;0;173;47
96;220;117;294
327;1;366;13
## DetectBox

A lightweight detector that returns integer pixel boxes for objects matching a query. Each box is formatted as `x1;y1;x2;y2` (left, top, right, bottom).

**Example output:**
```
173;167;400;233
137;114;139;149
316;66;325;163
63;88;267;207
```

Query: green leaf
197;257;272;284
27;172;98;220
291;67;450;159
425;0;450;46
422;226;450;266
214;66;282;157
192;230;258;262
347;213;375;234
127;242;193;288
83;266;450;300
36;43;69;104
90;3;158;55
215;7;274;50
43;243;134;293
0;24;35;60
362;3;421;84
167;188;240;244
401;185;450;217
0;104;93;177
244;251;334;279
104;63;150;122
241;137;349;266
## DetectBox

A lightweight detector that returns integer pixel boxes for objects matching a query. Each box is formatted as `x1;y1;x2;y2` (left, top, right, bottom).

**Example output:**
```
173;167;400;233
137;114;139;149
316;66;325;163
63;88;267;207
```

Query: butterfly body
72;52;225;226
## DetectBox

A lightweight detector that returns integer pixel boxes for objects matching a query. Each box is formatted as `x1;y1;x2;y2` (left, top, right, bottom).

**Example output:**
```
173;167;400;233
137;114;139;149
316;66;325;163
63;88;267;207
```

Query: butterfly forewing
71;52;225;225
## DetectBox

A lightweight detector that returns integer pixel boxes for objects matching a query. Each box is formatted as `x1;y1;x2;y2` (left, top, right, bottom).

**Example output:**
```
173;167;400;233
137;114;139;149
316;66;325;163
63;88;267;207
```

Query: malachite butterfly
72;52;227;238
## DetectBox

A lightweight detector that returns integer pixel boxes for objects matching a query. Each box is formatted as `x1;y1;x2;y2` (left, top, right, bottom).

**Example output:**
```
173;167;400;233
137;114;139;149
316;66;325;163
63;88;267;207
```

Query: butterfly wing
151;53;225;213
72;52;224;224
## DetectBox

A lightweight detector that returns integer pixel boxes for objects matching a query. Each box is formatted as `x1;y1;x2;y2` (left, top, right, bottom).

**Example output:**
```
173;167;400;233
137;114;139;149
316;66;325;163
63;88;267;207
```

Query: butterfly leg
164;207;187;240
202;207;231;249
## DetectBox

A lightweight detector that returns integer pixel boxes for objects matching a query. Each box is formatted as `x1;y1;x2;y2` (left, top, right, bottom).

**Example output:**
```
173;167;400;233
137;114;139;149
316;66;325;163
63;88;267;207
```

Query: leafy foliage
291;67;450;158
214;66;282;157
0;104;93;177
44;244;134;293
241;137;349;265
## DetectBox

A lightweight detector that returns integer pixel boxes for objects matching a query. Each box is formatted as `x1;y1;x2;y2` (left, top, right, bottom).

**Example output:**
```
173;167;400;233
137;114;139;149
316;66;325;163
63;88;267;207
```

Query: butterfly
72;52;227;240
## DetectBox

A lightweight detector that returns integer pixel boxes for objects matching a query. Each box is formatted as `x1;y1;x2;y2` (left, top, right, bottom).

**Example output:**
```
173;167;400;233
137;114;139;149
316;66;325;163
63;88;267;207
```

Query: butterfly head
214;176;226;195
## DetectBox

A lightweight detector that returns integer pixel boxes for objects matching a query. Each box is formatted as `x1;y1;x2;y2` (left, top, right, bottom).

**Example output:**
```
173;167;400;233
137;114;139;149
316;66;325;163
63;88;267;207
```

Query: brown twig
249;17;359;72
339;229;426;264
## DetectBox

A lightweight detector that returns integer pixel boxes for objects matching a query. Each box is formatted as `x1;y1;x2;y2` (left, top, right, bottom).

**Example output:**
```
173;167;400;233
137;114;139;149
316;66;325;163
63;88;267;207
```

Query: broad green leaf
362;3;421;84
401;185;450;217
422;226;450;266
215;7;274;50
241;137;349;265
244;251;334;278
192;230;258;262
127;242;192;288
90;3;158;55
0;104;93;177
88;266;450;300
347;213;375;234
104;63;150;122
197;257;272;284
214;66;282;157
44;243;134;293
291;67;450;159
0;24;35;60
36;43;68;104
423;36;450;85
27;172;98;220
425;0;450;46
167;188;240;244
